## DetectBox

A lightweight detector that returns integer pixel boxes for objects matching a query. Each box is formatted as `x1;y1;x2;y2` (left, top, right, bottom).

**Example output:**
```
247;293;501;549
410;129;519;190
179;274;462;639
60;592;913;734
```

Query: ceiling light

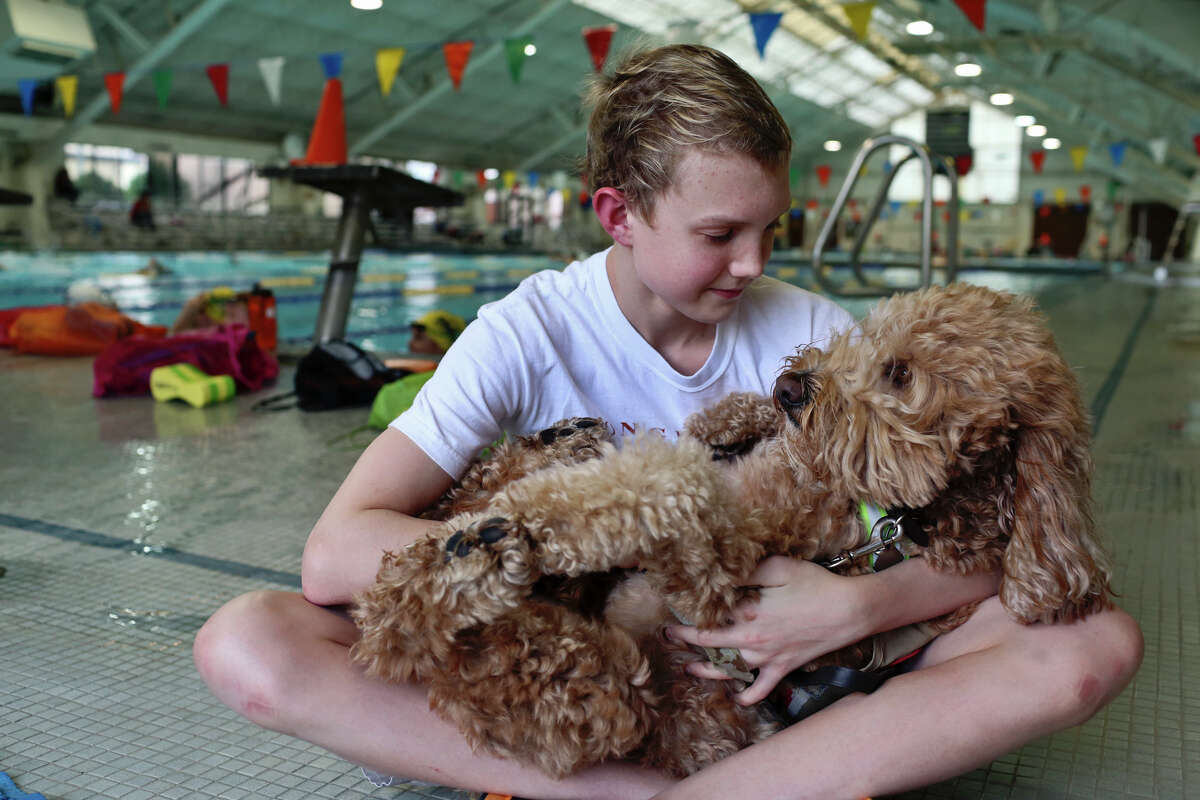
1026;124;1047;137
989;92;1014;106
1014;114;1035;127
1043;138;1062;150
484;168;499;180
823;140;842;152
954;60;982;78
906;20;933;35
524;43;537;56
350;0;382;8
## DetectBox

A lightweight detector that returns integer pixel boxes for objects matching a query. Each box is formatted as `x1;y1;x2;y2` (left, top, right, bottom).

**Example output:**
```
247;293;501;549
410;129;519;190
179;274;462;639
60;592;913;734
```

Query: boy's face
626;148;790;325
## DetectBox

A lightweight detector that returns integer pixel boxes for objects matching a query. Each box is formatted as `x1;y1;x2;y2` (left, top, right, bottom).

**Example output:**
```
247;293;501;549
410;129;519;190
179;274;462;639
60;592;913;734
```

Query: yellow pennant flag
842;1;876;40
56;75;78;117
502;170;517;190
375;48;405;97
1069;146;1088;172
1054;187;1067;205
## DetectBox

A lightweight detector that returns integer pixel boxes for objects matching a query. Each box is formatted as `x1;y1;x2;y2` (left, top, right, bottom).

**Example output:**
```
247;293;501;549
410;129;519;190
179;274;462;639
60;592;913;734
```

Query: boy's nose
729;245;767;279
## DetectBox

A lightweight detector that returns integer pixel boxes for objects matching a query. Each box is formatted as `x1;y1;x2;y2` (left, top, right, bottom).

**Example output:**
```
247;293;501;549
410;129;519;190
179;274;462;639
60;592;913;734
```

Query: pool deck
1;271;1198;799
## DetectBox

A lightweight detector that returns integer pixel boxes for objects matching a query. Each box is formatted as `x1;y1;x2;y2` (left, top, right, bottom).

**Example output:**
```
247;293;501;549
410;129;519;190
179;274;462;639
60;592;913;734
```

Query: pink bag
93;324;279;397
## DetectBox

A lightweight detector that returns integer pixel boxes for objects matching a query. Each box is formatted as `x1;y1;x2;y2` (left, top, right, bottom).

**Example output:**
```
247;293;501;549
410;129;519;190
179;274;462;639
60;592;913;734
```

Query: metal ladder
811;134;959;297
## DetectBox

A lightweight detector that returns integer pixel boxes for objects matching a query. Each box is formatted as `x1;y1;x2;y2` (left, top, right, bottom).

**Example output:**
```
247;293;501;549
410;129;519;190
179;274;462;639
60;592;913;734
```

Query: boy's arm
301;427;455;606
668;556;1000;704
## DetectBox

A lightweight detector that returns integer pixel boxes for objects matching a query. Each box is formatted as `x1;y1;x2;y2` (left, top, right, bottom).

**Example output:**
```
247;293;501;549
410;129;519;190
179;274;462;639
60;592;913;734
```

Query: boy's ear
592;187;634;247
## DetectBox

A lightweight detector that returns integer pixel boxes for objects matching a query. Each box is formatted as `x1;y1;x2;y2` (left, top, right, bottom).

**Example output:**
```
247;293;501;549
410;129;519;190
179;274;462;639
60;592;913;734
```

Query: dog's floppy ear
999;366;1112;624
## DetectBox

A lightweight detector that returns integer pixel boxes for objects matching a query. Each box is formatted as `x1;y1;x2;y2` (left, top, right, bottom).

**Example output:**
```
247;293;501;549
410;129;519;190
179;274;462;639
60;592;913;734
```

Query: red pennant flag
206;63;229;106
475;170;487;189
1194;133;1200;156
443;41;474;90
806;199;819;210
953;0;987;31
1080;185;1092;202
816;164;832;187
954;154;973;176
104;72;125;115
1030;150;1045;174
582;24;617;72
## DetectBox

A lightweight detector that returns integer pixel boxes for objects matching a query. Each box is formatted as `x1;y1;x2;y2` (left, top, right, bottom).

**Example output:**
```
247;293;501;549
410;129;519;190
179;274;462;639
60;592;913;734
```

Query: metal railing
811;134;959;297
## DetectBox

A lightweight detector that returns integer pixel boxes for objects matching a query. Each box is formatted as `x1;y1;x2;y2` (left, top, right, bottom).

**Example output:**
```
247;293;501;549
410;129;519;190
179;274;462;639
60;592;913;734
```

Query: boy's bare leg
654;597;1143;800
193;590;674;800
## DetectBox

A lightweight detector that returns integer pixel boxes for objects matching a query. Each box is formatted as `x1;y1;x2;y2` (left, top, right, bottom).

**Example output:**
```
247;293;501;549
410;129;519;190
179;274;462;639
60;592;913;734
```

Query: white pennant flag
258;56;285;106
1148;137;1168;165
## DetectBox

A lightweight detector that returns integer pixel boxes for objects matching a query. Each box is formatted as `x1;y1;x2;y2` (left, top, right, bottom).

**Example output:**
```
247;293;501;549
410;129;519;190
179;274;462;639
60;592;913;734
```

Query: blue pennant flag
749;12;783;58
527;171;539;188
319;52;343;79
889;200;901;215
18;78;37;115
1033;189;1045;206
1108;142;1126;167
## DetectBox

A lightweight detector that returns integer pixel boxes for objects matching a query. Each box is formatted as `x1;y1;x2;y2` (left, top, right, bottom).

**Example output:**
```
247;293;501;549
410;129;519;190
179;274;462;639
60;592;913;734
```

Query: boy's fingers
666;624;742;649
685;661;733;681
735;663;786;705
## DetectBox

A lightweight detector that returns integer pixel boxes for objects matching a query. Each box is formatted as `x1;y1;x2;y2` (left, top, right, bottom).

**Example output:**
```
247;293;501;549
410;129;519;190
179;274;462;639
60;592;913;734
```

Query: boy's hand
665;557;871;705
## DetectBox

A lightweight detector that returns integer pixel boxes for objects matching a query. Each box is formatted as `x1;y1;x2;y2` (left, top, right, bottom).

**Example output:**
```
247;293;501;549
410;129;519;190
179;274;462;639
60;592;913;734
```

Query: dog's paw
534;417;610;450
442;515;538;589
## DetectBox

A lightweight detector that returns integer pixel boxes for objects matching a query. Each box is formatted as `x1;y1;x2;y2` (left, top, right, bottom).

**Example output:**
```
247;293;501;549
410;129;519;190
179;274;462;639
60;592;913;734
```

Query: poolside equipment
93;324;277;397
5;303;165;356
245;283;277;352
149;362;235;408
257;164;463;344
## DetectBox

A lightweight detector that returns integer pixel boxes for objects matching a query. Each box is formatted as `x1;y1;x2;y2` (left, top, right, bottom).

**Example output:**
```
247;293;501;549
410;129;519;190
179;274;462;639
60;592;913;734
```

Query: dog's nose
774;371;813;410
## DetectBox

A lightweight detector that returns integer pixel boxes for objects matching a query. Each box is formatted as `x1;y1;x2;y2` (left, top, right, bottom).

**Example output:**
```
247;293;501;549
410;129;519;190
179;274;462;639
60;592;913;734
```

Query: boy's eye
704;231;734;243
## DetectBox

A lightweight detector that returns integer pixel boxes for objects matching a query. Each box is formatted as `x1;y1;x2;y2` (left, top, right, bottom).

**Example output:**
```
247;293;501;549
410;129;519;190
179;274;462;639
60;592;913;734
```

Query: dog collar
820;501;908;571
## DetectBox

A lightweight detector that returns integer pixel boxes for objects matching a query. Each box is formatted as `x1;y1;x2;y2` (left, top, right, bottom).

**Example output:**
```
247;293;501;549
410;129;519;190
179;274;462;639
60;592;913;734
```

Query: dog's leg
426;417;613;520
683;392;779;461
426;601;660;778
351;514;539;683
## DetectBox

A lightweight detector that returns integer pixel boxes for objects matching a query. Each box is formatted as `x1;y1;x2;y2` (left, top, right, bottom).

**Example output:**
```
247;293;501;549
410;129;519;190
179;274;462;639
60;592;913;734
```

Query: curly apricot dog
352;283;1112;778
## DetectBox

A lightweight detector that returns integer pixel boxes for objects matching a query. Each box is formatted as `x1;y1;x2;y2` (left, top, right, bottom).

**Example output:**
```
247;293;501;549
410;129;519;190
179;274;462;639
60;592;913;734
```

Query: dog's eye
884;359;911;389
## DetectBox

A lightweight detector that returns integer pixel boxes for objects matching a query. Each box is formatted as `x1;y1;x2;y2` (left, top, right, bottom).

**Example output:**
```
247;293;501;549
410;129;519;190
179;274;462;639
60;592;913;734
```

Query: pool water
0;249;1086;354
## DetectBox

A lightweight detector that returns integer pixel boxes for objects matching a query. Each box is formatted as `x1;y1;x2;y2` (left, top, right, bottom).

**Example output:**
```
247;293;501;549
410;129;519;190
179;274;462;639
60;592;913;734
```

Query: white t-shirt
392;247;853;478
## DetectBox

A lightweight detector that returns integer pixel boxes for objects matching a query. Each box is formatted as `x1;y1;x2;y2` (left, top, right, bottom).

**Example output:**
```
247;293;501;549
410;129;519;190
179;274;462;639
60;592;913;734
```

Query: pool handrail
811;134;957;297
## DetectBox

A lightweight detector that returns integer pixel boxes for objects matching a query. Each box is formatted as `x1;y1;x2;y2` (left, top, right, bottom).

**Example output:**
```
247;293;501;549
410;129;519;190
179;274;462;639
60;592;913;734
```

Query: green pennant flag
153;69;173;108
504;37;531;83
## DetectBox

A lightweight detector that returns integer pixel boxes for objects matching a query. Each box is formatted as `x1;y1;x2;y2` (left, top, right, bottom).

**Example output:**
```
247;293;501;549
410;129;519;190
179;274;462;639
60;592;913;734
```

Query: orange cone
302;78;346;165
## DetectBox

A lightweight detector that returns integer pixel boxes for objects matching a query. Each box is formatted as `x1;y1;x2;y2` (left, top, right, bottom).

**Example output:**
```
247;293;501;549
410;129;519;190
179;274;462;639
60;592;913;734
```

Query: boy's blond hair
583;44;792;223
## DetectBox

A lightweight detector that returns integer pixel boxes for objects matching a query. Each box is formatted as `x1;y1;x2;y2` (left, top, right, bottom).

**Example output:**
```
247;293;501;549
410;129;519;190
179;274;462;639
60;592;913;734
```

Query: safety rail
811;134;959;297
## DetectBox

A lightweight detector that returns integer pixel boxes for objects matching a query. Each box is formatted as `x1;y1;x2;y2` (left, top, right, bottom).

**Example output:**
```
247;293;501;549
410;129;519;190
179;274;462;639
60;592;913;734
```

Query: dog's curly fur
351;283;1113;778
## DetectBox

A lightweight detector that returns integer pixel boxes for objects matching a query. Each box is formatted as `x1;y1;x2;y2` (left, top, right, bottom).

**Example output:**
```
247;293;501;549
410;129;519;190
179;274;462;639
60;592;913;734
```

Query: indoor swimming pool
0;249;1095;355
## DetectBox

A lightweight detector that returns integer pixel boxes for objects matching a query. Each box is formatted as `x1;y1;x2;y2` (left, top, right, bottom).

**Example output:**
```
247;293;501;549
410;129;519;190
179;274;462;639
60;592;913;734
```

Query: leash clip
822;515;905;570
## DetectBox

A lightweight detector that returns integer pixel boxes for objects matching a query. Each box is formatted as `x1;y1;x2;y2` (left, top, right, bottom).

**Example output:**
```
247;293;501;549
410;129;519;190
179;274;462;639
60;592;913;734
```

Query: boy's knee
194;590;294;728
1040;608;1143;725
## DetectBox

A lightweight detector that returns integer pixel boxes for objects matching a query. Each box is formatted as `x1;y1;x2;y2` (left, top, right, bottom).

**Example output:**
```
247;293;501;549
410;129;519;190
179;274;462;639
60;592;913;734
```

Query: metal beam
38;0;235;158
350;0;571;157
92;2;151;53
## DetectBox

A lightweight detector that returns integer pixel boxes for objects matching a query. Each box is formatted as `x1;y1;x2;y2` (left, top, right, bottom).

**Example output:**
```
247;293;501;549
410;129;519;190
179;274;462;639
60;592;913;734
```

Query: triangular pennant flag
816;164;832;187
582;24;616;72
1108;142;1126;167
206;63;229;106
1069;145;1087;172
476;170;487;189
443;41;474;90
17;78;37;116
1194;133;1200;157
1079;184;1091;202
258;57;285;106
502;170;516;190
527;170;539;187
375;48;404;96
504;37;530;83
1054;187;1066;205
954;154;973;176
153;69;173;108
1032;189;1044;206
1030;149;1045;173
748;12;783;57
319;52;343;80
953;0;987;31
55;75;77;117
842;2;876;41
1148;137;1168;164
104;72;125;115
